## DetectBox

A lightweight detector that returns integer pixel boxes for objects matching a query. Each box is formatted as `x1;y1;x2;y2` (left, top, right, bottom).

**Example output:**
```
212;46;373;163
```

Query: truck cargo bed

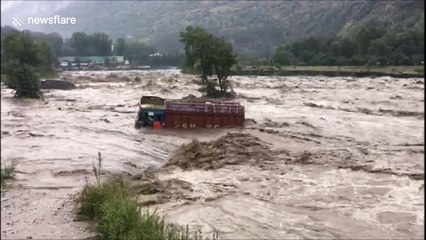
135;96;245;128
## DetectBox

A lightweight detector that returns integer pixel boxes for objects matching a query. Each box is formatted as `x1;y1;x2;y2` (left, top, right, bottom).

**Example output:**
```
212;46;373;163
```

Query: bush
76;177;213;240
4;64;40;98
199;80;219;97
75;153;218;240
1;31;54;98
1;162;15;188
198;79;234;98
76;178;132;220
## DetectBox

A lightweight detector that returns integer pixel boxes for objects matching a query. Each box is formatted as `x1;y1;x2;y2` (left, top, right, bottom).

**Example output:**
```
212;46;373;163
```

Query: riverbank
231;66;424;78
54;65;425;78
232;70;424;78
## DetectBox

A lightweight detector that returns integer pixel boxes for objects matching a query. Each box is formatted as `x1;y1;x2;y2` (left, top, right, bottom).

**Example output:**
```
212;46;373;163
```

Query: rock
40;80;76;90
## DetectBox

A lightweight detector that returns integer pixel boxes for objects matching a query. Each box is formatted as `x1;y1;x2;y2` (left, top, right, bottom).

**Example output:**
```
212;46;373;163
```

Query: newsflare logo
12;15;25;26
12;14;77;27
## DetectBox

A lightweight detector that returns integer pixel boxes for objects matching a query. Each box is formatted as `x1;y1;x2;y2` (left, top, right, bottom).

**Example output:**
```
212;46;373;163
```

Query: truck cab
134;96;166;128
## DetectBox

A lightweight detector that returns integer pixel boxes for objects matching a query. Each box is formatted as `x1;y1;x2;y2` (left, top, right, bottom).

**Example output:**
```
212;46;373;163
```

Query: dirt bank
1;70;424;239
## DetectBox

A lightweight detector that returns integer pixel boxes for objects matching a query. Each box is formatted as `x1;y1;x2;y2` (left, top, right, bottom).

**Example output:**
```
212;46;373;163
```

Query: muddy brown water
1;70;424;239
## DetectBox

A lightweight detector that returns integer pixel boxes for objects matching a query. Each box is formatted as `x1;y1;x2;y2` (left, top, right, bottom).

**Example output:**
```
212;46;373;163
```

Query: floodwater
1;70;424;239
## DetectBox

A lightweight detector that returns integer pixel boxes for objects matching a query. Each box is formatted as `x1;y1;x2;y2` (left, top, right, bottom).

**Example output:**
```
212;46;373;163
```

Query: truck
134;96;245;128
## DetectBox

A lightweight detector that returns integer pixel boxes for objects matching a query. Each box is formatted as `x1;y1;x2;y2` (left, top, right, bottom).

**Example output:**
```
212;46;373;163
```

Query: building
57;56;125;64
149;53;163;57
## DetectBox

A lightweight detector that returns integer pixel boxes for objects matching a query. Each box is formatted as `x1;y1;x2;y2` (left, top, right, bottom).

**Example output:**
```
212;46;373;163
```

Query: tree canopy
179;26;236;97
1;31;56;98
272;23;424;67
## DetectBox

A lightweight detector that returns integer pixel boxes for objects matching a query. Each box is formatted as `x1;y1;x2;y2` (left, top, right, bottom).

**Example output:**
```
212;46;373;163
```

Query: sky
1;1;20;12
1;1;71;15
1;1;72;30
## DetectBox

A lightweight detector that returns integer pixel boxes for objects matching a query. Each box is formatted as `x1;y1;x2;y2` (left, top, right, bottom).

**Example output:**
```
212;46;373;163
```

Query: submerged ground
1;70;424;239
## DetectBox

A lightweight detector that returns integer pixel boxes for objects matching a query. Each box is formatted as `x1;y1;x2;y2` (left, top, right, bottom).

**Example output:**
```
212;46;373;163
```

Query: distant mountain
1;1;424;56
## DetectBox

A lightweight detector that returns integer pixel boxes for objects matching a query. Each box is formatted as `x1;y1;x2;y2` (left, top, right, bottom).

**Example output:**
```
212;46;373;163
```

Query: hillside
1;1;424;56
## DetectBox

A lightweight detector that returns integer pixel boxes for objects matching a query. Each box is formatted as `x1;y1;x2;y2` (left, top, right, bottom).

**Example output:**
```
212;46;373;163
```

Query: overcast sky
1;0;20;12
1;1;71;14
1;0;73;30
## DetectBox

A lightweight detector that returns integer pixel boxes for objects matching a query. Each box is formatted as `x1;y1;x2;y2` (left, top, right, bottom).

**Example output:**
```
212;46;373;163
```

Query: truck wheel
134;122;141;129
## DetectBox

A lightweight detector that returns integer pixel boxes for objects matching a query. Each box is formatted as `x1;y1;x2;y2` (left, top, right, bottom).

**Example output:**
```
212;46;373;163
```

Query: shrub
75;178;201;240
2;31;55;98
76;178;132;220
4;64;41;98
75;153;216;240
1;162;15;188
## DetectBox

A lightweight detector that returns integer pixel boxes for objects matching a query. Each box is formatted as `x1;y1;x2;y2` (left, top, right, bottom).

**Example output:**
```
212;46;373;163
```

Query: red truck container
164;99;245;128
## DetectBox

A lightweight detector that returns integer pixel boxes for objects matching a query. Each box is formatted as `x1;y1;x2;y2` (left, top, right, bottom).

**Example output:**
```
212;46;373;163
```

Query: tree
368;39;392;64
236;52;258;66
39;41;57;77
311;52;327;66
124;41;154;65
179;26;215;83
1;31;49;98
179;26;236;97
337;38;358;59
92;32;112;56
273;46;293;66
69;32;89;56
67;32;112;56
46;32;64;57
354;26;386;56
211;37;236;93
267;16;423;67
115;38;126;56
6;64;40;98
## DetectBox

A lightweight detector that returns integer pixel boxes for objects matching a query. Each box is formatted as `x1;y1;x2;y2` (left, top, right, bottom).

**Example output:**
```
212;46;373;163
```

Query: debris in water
165;132;274;170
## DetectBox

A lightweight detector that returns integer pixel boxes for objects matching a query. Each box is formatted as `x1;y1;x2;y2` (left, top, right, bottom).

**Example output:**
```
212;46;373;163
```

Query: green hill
1;1;424;56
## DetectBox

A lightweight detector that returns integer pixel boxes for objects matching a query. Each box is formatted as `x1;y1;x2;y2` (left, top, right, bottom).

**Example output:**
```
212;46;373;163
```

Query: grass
283;65;422;74
75;153;218;240
415;67;424;73
1;162;15;189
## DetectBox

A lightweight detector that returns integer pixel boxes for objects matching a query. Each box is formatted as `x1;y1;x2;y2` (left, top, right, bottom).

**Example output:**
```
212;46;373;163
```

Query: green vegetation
5;1;422;57
415;68;424;74
76;178;205;240
2;3;423;73
1;162;15;189
75;153;216;240
1;31;56;98
149;52;186;68
1;28;185;67
65;32;112;56
1;74;8;82
272;22;424;67
114;38;185;66
234;65;424;78
179;26;236;97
